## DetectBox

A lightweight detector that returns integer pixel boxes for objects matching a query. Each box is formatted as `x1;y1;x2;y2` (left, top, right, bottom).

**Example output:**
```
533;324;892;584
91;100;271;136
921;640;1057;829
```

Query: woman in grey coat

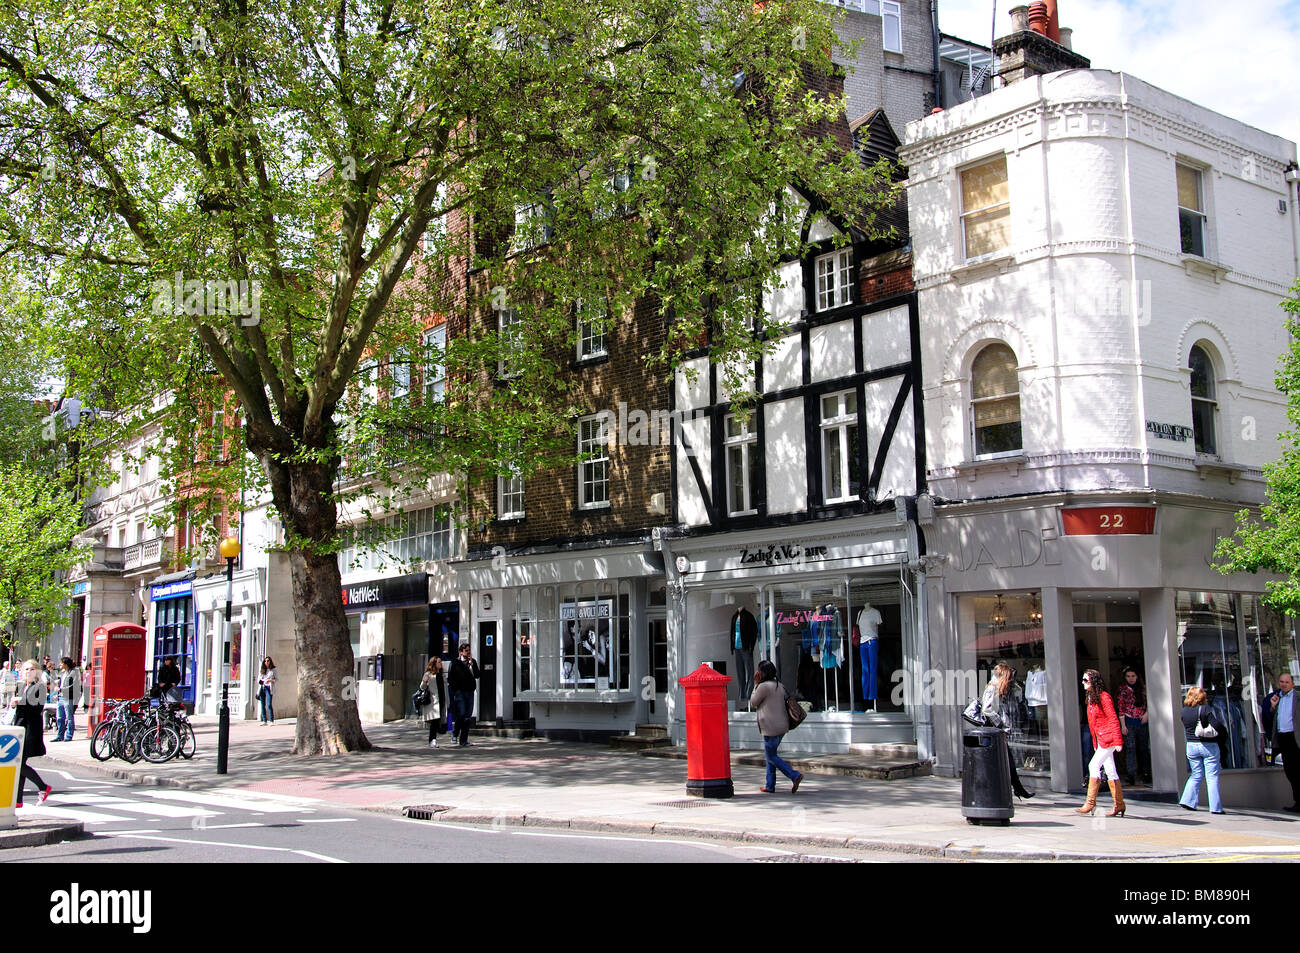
749;660;803;794
980;661;1033;800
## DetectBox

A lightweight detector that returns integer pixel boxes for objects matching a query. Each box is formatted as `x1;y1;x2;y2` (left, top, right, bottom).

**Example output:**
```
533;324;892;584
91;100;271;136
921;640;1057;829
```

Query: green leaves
1215;281;1300;613
0;462;89;645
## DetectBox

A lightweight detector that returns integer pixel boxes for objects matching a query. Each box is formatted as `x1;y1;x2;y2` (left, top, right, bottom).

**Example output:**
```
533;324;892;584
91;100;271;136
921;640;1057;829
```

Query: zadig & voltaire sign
738;543;828;567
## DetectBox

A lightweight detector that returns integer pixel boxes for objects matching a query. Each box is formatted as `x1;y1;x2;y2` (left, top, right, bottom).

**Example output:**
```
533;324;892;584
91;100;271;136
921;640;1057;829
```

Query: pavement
23;715;1300;861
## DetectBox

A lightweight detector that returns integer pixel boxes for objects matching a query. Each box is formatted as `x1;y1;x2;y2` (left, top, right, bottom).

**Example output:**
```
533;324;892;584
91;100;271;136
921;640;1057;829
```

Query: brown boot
1075;777;1100;815
1106;779;1126;817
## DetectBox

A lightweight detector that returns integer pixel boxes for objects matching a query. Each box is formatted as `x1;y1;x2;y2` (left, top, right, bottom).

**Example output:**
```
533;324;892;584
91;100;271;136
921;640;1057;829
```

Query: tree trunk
274;457;371;755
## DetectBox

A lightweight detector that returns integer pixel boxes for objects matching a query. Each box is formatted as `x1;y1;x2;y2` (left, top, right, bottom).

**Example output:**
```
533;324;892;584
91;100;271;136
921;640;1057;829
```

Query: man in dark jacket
448;643;480;748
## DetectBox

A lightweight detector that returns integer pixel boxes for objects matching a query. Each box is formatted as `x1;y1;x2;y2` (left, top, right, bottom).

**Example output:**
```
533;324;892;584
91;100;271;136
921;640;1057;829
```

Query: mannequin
729;606;759;705
857;603;882;711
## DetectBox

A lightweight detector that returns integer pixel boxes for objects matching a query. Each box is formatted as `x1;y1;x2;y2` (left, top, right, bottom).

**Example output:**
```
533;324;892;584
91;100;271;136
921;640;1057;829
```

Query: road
3;767;935;863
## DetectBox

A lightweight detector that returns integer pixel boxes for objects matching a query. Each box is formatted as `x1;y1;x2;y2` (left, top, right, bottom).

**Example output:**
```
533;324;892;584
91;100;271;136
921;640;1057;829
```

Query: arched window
971;343;1022;456
1189;344;1218;456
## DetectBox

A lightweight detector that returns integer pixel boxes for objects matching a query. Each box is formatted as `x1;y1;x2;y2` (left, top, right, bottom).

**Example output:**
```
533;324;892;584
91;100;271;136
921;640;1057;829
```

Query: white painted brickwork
899;70;1298;504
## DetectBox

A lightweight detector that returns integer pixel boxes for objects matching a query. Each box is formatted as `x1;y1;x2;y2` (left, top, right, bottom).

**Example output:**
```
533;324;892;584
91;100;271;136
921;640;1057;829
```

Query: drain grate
755;854;857;864
403;804;453;820
650;799;717;809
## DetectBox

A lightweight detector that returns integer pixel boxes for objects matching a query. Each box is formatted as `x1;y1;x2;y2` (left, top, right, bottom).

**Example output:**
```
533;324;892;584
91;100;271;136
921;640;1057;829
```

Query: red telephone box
87;622;147;733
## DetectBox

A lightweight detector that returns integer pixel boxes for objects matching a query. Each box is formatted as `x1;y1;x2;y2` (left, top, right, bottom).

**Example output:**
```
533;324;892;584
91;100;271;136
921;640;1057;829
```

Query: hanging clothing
1025;668;1048;707
856;606;882;641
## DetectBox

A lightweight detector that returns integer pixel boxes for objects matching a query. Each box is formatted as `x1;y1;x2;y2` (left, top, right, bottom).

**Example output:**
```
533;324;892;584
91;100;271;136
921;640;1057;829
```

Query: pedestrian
1076;669;1125;817
54;657;81;742
1179;686;1225;814
258;657;277;725
1269;672;1300;812
419;658;445;748
9;659;51;807
0;661;16;712
155;657;182;704
980;661;1033;799
40;658;54;693
448;643;479;747
81;660;92;712
749;659;803;794
1117;666;1150;784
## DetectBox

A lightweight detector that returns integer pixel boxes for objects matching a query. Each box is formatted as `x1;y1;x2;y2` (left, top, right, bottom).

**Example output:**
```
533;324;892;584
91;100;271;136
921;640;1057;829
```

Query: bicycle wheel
119;724;144;763
90;721;115;761
140;724;181;763
175;720;196;759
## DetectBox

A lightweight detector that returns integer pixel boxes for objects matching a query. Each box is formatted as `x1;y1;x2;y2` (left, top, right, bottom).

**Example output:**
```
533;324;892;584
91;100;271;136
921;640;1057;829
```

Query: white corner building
900;53;1300;806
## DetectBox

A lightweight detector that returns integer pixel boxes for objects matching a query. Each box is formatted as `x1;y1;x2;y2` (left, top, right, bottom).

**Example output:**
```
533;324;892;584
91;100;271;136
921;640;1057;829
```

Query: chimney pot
1058;26;1073;50
1044;0;1060;43
1027;2;1049;35
1009;5;1030;32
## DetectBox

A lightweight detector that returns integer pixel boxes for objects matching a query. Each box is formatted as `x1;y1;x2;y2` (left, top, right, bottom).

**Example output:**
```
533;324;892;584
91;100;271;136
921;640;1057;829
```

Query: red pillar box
87;623;148;734
678;664;734;799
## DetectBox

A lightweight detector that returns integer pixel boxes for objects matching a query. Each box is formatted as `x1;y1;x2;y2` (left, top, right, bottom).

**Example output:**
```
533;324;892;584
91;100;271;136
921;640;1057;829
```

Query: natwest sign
339;573;427;612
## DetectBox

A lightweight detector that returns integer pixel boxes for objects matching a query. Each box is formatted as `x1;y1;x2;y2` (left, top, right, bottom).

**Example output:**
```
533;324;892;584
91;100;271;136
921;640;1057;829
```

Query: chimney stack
995;0;1089;86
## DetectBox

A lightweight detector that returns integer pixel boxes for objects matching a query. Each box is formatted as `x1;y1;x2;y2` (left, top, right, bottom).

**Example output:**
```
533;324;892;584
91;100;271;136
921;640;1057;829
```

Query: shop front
191;568;264;718
455;544;665;741
663;514;926;754
339;572;430;724
148;573;197;707
926;494;1297;809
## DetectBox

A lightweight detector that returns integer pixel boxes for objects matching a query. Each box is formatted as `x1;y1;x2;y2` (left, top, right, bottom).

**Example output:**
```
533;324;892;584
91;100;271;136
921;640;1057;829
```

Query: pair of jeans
1180;740;1223;812
1088;744;1120;781
859;639;878;702
1123;716;1150;779
56;698;76;740
763;734;799;791
259;687;274;723
733;648;754;702
453;691;475;745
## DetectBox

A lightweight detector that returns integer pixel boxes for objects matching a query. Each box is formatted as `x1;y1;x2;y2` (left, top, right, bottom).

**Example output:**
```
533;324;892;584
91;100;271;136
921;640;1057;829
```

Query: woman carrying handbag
1179;686;1225;814
749;660;803;794
418;658;445;748
9;659;52;807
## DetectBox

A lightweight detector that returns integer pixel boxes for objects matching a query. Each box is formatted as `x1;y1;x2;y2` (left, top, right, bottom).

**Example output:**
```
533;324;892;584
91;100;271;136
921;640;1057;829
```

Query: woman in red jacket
1077;669;1125;817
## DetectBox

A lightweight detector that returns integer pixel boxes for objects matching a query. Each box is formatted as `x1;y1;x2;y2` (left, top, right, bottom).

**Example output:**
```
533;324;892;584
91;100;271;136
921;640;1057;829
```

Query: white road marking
407;819;788;853
101;832;347;863
138;790;302;813
19;806;132;825
296;818;356;824
59;793;221;819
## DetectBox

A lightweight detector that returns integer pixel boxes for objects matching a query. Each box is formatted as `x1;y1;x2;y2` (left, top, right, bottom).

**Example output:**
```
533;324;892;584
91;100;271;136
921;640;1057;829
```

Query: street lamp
216;535;241;775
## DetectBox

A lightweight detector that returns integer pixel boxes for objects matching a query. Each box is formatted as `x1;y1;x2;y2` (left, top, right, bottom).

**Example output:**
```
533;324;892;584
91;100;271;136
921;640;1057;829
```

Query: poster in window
561;599;612;689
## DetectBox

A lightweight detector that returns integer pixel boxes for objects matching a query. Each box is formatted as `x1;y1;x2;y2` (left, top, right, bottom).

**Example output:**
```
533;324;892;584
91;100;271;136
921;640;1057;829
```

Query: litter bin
961;727;1013;825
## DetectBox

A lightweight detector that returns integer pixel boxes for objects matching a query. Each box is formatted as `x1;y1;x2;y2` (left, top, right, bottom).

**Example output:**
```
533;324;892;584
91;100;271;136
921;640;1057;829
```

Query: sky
937;0;1300;150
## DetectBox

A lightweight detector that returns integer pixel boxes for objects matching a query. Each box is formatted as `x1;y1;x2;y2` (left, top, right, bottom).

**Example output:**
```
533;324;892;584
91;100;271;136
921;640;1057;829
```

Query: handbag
412;686;431;709
783;686;807;731
1195;705;1219;739
962;698;985;727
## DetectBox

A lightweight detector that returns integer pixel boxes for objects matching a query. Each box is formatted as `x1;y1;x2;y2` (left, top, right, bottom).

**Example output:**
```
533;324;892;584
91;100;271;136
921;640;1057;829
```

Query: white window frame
724;413;759;516
819;389;860;504
423;324;446;404
959;155;1012;261
576;298;608;361
881;0;902;53
815;249;852;312
512;201;552;253
496;306;522;379
578;414;611;510
1177;162;1208;258
969;343;1023;459
498;471;525;520
388;350;412;402
1189;344;1219;457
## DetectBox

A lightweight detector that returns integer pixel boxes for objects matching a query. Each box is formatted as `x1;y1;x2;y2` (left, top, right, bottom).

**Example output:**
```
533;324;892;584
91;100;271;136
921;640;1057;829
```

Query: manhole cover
403;804;453;820
650;799;717;809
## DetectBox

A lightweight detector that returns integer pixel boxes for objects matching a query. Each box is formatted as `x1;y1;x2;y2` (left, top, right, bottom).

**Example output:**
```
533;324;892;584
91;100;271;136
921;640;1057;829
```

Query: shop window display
770;579;903;714
513;581;632;695
1176;591;1300;770
1072;593;1143;779
961;592;1050;776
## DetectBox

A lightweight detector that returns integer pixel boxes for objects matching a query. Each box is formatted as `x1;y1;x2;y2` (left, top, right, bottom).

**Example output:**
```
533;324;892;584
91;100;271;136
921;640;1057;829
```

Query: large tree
1215;281;1300;610
0;0;896;753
